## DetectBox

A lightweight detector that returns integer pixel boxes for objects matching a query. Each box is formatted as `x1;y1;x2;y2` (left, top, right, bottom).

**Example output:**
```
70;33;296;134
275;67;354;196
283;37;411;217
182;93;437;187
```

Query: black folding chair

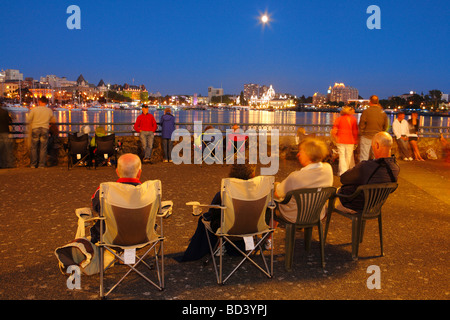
66;133;91;170
93;134;117;169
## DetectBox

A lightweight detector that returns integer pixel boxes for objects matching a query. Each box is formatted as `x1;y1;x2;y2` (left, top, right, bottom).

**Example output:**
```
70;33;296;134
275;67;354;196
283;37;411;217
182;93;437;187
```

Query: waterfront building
244;83;259;100
39;75;77;88
327;82;359;103
208;86;223;103
312;92;327;105
4;69;23;81
249;85;276;108
0;82;20;99
120;83;148;101
269;98;296;109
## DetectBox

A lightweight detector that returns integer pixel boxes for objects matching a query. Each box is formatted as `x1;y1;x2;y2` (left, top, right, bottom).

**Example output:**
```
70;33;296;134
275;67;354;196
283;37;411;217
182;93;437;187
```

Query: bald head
371;132;393;159
116;153;142;179
369;95;379;106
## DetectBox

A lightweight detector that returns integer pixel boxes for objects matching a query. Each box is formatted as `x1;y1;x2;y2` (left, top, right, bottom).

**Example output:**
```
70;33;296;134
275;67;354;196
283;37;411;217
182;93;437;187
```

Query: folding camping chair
275;187;336;271
324;182;398;260
187;175;276;284
66;133;91;170
202;131;223;164
93;133;117;169
225;131;247;163
93;180;173;298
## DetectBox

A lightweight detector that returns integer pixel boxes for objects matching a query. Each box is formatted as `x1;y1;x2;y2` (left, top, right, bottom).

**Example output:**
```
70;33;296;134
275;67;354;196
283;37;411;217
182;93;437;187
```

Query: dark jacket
339;157;399;211
160;113;175;139
359;105;388;138
0;106;12;133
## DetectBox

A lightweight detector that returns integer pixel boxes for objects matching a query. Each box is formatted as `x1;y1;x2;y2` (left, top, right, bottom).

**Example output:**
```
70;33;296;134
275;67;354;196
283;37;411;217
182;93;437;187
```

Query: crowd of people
330;95;431;178
2;95;446;266
0;95;444;169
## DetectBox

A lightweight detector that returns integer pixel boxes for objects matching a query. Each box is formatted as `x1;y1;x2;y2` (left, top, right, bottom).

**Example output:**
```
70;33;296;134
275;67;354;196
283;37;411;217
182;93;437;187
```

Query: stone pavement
0;158;448;303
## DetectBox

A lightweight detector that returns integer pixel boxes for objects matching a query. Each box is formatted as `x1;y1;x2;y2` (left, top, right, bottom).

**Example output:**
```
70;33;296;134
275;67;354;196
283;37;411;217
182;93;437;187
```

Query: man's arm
358;111;367;133
392;120;401;139
133;115;141;132
382;112;388;131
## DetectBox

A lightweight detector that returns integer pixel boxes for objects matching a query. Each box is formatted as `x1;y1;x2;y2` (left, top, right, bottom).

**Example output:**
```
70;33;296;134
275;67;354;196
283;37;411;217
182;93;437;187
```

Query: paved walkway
0;158;448;302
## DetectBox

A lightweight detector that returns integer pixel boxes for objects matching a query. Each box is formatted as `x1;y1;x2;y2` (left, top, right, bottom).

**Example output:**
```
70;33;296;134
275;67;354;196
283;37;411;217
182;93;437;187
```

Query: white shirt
392;119;409;139
276;162;333;223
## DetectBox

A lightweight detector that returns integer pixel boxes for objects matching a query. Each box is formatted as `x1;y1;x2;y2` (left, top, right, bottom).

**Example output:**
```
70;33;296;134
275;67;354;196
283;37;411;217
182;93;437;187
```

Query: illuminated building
312;92;327;105
327;82;359;103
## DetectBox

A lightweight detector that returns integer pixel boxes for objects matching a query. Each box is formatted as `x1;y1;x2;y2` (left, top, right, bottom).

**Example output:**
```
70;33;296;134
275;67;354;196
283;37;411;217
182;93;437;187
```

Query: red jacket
332;115;358;144
134;113;157;133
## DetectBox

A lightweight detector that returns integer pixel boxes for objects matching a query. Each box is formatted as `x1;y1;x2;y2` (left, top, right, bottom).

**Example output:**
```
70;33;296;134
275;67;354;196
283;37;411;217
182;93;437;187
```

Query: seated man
335;132;400;213
90;153;143;243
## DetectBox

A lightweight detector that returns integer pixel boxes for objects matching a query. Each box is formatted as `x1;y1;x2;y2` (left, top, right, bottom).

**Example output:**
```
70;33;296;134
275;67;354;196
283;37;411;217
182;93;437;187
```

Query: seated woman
407;112;425;161
274;137;334;224
178;162;257;262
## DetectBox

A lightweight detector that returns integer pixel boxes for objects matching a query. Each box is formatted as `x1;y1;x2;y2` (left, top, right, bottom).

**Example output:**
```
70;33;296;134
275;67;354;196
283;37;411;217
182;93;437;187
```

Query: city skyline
0;0;448;99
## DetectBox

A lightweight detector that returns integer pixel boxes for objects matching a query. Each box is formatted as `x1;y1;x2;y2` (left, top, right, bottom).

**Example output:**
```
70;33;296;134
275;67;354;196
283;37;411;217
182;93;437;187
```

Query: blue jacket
160;113;175;139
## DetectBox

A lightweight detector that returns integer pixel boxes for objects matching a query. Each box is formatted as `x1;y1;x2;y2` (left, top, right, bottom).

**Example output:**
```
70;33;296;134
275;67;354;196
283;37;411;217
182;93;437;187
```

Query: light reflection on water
10;109;450;133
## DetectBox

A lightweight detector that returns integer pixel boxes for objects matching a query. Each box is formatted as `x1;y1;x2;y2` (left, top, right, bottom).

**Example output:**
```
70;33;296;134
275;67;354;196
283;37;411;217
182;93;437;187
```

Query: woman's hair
340;106;353;115
300;138;329;163
228;162;257;180
164;107;171;114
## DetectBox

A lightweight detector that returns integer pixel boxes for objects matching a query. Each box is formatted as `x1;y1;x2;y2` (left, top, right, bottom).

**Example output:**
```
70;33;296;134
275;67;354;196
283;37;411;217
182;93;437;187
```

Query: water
9;108;450;134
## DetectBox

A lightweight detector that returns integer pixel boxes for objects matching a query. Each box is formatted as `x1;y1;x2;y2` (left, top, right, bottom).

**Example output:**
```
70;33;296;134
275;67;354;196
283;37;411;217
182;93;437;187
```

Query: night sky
1;0;448;99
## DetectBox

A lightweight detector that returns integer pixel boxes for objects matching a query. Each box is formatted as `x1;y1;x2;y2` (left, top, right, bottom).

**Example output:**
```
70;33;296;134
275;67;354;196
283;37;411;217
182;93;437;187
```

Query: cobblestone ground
0;158;448;303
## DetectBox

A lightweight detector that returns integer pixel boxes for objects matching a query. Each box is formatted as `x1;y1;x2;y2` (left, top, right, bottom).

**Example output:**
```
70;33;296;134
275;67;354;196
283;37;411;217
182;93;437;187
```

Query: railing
9;122;450;138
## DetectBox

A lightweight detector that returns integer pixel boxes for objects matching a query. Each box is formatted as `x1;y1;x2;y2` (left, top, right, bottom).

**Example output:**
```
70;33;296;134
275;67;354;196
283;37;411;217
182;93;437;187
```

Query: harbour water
8;107;450;135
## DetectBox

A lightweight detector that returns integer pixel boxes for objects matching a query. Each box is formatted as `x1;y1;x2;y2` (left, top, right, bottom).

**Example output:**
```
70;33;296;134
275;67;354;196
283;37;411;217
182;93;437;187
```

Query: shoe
163;159;168;162
169;160;173;163
403;158;408;161
215;246;227;256
264;239;272;250
408;157;413;161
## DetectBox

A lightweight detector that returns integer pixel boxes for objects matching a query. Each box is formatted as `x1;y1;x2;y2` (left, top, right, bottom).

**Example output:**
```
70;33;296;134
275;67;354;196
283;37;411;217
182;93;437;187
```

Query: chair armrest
186;201;226;216
335;189;362;201
275;194;292;205
158;200;174;218
75;207;93;219
267;202;277;210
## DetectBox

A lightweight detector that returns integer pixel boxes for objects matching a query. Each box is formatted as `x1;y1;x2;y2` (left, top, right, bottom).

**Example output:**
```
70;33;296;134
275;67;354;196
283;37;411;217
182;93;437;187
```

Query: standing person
392;112;413;161
0;104;15;168
27;100;55;168
160;107;175;162
331;106;359;176
407;112;425;161
133;105;157;163
358;95;388;161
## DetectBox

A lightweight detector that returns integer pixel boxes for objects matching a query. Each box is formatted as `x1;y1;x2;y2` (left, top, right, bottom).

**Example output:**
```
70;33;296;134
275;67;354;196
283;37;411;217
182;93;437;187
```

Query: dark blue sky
1;0;448;99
